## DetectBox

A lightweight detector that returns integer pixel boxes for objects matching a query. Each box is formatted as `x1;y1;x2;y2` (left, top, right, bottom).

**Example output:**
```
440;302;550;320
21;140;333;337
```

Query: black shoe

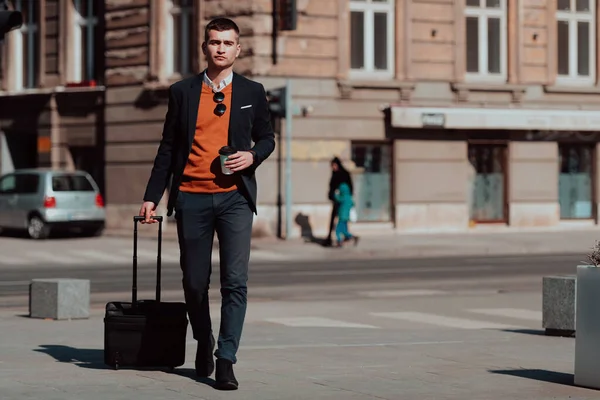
195;334;215;377
214;358;238;390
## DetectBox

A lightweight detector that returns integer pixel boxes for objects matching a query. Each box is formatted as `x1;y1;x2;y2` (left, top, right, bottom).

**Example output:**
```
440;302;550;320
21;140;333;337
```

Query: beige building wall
238;0;400;237
103;0;164;228
102;0;600;236
0;0;101;176
4;0;600;237
521;0;549;83
101;0;375;238
252;75;394;237
509;142;560;227
394;140;469;231
409;0;456;81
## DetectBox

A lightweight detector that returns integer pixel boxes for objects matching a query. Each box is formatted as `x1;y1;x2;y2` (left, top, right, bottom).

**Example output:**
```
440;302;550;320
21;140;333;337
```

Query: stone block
29;279;90;320
542;275;576;337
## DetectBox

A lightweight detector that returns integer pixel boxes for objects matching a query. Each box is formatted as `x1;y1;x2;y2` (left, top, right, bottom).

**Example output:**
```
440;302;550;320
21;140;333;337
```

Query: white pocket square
240;104;252;109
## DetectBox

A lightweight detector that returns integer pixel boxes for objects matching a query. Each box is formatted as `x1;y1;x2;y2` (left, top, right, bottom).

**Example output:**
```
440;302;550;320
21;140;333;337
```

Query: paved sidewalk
105;225;600;262
247;227;600;261
1;292;598;399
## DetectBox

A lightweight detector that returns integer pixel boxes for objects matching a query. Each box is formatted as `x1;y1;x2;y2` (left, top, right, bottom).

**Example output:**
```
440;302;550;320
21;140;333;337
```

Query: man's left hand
224;151;254;172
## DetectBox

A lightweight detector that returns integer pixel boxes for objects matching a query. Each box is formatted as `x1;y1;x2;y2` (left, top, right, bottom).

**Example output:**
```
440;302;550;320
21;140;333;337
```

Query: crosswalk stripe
157;252;180;263
28;251;80;265
467;308;542;321
264;317;379;329
151;251;179;264
0;280;30;286
69;250;126;264
114;248;287;264
250;250;293;261
358;289;447;298
291;266;495;277
0;246;290;266
0;255;31;265
116;249;181;263
371;311;522;330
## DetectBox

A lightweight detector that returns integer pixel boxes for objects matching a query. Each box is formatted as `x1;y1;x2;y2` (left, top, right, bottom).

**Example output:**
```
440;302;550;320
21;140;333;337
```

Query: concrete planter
574;265;600;389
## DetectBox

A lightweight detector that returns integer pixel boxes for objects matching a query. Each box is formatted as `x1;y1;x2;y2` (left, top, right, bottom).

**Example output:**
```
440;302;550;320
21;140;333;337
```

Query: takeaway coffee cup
219;146;236;175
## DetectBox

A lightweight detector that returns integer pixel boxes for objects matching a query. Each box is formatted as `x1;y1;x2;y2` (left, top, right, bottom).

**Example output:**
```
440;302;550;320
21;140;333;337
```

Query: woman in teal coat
334;182;359;247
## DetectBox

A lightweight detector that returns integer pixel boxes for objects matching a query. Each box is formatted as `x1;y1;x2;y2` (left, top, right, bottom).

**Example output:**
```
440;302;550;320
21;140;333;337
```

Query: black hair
328;157;354;200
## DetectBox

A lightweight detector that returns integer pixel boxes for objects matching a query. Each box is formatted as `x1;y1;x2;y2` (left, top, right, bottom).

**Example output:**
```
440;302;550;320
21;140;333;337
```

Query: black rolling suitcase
104;215;188;370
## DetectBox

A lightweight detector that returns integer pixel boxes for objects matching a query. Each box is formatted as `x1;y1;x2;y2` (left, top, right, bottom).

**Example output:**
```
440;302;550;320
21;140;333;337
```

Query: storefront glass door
351;142;392;222
468;143;507;223
559;144;594;219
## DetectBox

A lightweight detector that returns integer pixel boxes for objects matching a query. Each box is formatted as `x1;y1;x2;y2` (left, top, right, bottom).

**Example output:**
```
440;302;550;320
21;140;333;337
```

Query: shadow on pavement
501;328;576;338
34;345;216;387
34;345;108;369
305;235;332;247
171;368;216;388
501;328;549;337
489;369;574;386
294;213;333;247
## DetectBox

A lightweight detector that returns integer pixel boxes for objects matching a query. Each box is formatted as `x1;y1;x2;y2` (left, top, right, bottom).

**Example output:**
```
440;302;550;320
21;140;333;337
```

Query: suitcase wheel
114;352;121;370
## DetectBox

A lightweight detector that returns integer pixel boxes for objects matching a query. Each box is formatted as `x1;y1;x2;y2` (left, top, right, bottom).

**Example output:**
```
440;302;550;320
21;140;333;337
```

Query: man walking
138;18;275;390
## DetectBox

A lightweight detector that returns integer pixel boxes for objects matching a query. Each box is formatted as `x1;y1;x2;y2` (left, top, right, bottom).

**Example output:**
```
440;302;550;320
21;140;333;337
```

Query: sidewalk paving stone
2;292;600;399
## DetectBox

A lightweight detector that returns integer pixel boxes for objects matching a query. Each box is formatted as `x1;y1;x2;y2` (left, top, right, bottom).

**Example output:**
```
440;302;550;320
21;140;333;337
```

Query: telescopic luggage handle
133;215;163;306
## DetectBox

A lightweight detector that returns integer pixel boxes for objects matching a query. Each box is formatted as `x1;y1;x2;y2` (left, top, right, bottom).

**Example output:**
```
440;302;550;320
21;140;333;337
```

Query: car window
15;174;40;194
0;175;16;194
52;175;95;192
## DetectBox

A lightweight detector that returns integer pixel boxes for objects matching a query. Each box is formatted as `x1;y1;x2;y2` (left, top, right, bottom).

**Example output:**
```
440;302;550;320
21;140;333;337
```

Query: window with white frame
465;0;507;81
164;0;195;78
349;0;395;78
11;0;39;90
71;0;97;83
556;0;595;84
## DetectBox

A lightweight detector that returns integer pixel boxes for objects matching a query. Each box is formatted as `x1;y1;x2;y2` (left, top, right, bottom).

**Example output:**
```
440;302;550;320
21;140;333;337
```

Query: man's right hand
139;201;157;224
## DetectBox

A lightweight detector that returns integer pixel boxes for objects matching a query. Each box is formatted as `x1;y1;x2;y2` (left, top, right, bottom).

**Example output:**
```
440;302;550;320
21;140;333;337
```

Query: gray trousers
174;189;253;364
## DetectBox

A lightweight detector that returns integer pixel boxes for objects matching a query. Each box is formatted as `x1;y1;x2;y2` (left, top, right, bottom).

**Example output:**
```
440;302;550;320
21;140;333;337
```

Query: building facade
1;0;599;238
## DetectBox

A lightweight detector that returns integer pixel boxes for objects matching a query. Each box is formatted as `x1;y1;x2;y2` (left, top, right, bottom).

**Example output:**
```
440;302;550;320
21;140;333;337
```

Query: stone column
50;94;61;169
394;139;469;231
594;142;600;223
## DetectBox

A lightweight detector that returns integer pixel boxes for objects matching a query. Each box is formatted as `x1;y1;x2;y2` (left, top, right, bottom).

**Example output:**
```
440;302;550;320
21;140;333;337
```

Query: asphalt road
0;252;585;306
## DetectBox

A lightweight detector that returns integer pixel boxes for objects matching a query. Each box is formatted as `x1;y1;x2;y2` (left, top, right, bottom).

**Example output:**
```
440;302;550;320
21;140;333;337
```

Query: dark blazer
142;72;276;216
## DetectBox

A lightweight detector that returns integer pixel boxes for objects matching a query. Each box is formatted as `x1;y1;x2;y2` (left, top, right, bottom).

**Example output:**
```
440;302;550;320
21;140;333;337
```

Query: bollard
29;278;90;320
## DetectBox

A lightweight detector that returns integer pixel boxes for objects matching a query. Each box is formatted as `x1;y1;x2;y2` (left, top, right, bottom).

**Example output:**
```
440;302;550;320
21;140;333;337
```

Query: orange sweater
179;82;237;193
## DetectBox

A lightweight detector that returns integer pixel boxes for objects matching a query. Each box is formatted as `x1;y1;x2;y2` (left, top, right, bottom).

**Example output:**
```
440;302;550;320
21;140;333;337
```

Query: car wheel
28;216;50;240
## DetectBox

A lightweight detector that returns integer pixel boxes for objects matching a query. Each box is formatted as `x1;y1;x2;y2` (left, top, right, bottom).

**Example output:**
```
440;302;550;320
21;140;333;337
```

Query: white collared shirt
203;70;233;92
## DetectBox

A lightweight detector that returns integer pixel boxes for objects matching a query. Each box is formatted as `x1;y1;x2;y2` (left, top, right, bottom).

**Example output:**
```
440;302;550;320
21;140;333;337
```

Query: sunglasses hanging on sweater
213;91;227;116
